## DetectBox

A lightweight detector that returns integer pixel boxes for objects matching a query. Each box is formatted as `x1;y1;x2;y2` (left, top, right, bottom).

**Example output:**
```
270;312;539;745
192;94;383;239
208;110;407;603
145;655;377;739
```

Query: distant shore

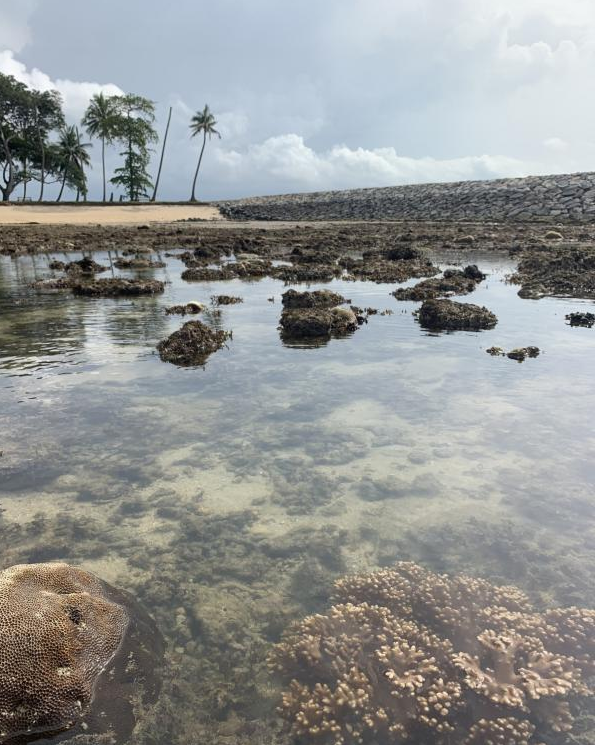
0;203;222;225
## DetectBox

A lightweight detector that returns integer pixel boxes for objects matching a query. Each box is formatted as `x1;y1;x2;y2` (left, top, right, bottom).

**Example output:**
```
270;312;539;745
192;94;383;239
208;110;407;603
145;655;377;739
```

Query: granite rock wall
216;172;595;222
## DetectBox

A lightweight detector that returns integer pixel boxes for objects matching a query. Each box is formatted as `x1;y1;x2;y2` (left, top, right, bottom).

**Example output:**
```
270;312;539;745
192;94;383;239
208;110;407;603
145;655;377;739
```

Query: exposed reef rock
211;295;243;305
157;320;231;366
279;306;359;342
511;245;595;299
64;257;108;275
416;299;497;331
507;346;540;362
281;289;348;309
165;301;205;315
566;311;595;327
486;346;540;361
113;257;166;269
72;278;165;297
0;562;163;744
182;260;271;282
270;561;595;745
345;256;438;284
393;266;485;301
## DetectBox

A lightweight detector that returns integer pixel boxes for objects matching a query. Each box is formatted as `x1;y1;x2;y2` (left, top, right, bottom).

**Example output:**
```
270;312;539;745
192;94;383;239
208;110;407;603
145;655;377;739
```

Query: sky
1;0;594;201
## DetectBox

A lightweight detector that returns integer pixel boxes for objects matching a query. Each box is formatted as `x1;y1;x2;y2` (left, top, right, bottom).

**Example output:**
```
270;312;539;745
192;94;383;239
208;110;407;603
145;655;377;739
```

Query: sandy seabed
0;203;222;225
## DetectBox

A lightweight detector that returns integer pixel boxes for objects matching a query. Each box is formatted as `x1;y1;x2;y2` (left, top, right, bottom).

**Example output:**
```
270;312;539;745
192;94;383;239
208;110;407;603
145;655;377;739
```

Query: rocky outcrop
217;172;595;222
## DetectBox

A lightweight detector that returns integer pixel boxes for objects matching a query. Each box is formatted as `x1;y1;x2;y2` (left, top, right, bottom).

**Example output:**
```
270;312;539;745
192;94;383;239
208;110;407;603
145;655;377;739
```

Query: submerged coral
157;320;231;366
416;299;497;331
0;562;163;744
270;561;595;745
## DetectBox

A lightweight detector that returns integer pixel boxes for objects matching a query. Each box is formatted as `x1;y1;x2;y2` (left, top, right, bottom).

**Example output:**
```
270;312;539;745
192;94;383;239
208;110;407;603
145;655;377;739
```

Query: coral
393;266;485;301
157;320;231;366
270;562;595;744
282;289;348;309
416;299;497;331
0;562;128;742
71;278;165;296
279;306;359;341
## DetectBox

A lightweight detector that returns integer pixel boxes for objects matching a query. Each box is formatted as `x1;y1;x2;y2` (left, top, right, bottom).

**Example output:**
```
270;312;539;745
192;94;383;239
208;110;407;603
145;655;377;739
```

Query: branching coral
270;562;595;744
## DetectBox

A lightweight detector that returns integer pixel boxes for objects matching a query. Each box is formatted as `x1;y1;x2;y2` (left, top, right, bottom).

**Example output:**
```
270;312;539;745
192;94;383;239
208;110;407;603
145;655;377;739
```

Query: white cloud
0;3;38;53
0;50;123;120
215;134;535;195
543;137;568;152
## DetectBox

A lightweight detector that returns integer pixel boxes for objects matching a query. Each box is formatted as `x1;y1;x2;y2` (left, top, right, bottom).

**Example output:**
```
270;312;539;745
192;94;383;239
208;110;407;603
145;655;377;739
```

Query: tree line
0;73;220;203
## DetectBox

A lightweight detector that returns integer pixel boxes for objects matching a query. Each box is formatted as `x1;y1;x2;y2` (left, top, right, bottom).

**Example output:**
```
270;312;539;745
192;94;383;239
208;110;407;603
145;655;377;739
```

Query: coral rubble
157;320;231;366
270;561;595;745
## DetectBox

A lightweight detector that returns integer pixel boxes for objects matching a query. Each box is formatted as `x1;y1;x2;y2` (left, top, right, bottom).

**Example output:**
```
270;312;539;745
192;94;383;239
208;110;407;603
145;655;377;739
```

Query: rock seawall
217;171;595;222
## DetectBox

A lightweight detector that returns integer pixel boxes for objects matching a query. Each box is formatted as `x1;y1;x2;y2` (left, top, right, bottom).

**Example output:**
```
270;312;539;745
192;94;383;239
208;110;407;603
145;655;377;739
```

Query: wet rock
65;257;108;275
511;246;595;299
271;264;341;283
281;289;348;309
113;257;165;269
165;301;205;315
279;306;359;340
566;311;595;327
544;230;564;240
72;278;165;297
347;257;438;284
455;234;475;245
211;295;243;305
486;346;505;356
392;267;483;301
507;346;540;362
157;320;231;366
416;299;498;331
48;260;66;271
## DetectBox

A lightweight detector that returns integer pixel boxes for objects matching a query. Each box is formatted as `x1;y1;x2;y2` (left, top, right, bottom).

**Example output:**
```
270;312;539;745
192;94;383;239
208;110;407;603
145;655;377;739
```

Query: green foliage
54;125;91;201
0;73;65;201
109;94;158;201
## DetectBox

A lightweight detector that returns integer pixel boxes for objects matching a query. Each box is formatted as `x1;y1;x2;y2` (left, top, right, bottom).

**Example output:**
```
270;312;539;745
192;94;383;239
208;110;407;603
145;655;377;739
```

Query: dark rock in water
511;246;595;299
486;346;505;356
507;346;540;362
157;320;231;366
392;267;483;301
72;278;164;297
65;257;108;275
385;244;422;261
211;295;243;306
0;562;163;745
279;306;359;340
416;299;497;331
271;264;341;283
461;264;485;281
48;260;66;271
165;301;205;315
113;257;165;269
281;289;348;309
566;311;595;328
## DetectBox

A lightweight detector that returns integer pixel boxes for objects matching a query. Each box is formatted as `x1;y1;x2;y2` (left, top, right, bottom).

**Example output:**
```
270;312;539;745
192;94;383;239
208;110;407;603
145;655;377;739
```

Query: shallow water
1;246;595;742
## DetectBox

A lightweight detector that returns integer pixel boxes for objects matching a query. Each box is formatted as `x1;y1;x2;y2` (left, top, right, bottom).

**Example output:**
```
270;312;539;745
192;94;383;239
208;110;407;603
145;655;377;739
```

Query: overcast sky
1;0;594;200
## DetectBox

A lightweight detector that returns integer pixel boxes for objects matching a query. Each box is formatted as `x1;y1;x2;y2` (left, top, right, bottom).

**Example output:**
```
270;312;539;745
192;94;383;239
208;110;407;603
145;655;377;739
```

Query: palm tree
82;92;118;201
55;125;91;202
189;104;220;202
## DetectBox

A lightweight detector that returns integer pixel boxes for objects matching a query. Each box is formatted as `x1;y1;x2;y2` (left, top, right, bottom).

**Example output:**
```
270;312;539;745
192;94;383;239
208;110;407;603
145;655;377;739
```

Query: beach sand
0;203;222;225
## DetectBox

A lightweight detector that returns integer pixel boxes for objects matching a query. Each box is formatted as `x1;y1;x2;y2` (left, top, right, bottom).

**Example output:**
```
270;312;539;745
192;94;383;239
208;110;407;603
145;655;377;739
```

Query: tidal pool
1;246;595;743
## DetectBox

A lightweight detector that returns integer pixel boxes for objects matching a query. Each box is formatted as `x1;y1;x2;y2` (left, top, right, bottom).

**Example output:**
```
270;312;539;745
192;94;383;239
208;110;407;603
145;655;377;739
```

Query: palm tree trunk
23;158;27;200
151;106;172;202
190;130;207;202
57;170;67;202
101;136;106;202
35;107;46;202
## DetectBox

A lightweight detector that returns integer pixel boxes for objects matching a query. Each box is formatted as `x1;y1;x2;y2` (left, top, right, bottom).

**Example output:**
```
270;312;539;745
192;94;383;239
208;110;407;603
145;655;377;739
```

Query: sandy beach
0;203;222;225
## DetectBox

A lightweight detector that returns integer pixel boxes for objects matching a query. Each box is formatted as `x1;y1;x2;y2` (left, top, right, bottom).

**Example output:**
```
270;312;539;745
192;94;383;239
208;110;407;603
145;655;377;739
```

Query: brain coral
0;562;162;745
269;561;595;745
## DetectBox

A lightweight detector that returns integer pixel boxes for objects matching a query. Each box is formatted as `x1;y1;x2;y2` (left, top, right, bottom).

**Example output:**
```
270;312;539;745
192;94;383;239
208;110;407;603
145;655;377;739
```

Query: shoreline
0;203;222;225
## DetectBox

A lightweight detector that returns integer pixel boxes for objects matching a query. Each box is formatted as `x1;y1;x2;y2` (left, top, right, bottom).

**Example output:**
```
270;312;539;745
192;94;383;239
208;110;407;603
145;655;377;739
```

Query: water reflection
0;248;595;743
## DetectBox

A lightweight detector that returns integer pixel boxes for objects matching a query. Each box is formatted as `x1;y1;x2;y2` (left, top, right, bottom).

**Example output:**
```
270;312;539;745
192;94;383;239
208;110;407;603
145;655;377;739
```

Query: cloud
0;3;38;53
0;50;123;119
543;137;568;152
214;134;535;196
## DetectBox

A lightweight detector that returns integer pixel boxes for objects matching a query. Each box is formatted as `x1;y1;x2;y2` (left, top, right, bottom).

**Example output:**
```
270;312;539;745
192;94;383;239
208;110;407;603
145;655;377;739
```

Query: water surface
1;246;594;742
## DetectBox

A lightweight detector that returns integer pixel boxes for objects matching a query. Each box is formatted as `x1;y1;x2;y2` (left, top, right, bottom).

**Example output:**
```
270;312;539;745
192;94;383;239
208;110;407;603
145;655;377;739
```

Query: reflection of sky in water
1;246;595;738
